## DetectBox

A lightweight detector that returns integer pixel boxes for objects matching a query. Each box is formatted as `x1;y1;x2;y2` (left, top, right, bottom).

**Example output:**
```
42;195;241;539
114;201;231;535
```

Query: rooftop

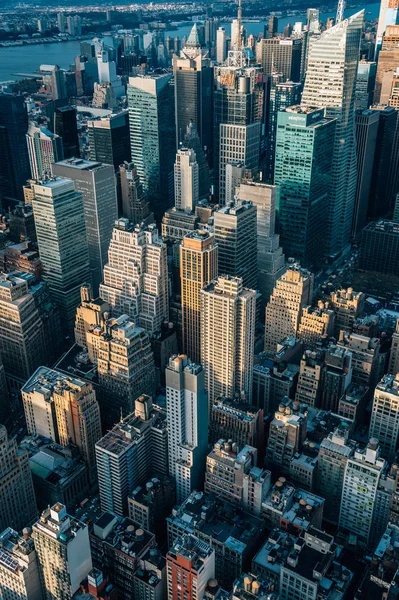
92;513;154;558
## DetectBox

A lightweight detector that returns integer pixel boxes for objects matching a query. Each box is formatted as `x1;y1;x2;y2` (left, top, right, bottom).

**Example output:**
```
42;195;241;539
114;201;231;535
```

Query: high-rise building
26;122;64;179
96;395;167;515
297;302;335;349
256;37;302;80
389;317;399;375
180;230;218;363
120;162;151;225
166;355;208;503
339;438;386;546
174;148;199;211
376;0;399;52
265;80;302;184
295;348;324;407
264;265;313;353
216;27;227;63
31;177;90;332
0;424;37;532
330;288;365;337
319;344;352;412
57;12;65;32
301;11;364;256
182;121;210;197
54;106;79;158
52;159;117;295
100;219;168;335
32;503;92;600
360;219;399;276
316;424;353;524
0;93;31;200
166;534;215;600
237;181;285;308
274;106;336;267
355;61;377;110
267;15;278;38
213;59;264;203
127;74;175;219
200;276;256;410
214;199;257;290
370;374;399;461
210;397;264;449
173;26;213;155
337;331;384;389
50;66;66;102
0;527;42;600
88;112;131;170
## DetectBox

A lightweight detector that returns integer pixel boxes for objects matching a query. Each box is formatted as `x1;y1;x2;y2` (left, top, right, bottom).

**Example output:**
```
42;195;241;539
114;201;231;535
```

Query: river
0;2;380;83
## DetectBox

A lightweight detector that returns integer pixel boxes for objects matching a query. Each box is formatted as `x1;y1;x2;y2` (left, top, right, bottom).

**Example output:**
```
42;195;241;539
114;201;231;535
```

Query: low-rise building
209;397;264;452
132;546;166;600
128;475;176;537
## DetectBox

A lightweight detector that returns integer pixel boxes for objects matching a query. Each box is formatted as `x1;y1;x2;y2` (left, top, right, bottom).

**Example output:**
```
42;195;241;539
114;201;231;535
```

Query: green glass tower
274;106;336;268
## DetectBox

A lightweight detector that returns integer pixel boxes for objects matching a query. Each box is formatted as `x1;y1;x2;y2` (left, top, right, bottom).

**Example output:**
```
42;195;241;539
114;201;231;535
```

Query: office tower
31;178;90;332
320;345;352;412
339;439;386;547
180;230;218;363
0;527;41;600
213;58;264;203
182;121;210;197
337;331;384;389
0;93;31;200
264;266;313;353
166;355;208;503
330;288;365;337
274;107;336;267
0;424;37;532
316;424;353;524
88;112;131;170
50;66;66;102
86;315;155;423
256;37;302;80
166;535;215;600
298;302;335;348
32;504;92;600
100;220;168;335
355;61;377;109
120;162;151;224
26;123;63;179
353;109;379;238
214;199;257;290
52;159;118;295
368;105;397;220
370;374;399;461
174;148;199;211
376;2;399;54
97;49;124;99
216;27;227;63
267;15;278;38
237;181;285;307
96;395;167;515
280;529;352;600
54;106;79;158
389;318;399;375
265;80;302;184
302;12;363;257
201;276;256;409
127;74;175;219
173;26;213;155
0;273;56;388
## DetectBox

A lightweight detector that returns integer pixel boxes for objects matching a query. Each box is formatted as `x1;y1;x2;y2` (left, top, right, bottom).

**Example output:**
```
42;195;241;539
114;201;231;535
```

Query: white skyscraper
26;122;64;179
301;11;364;256
100;219;169;335
174;148;199;211
370;374;399;461
200;275;256;411
166;355;208;503
216;27;227;63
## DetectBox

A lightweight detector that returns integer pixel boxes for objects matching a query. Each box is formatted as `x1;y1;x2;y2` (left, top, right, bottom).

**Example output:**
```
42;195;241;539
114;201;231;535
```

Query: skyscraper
88;112;131;170
0;93;31;201
26;122;64;179
370;374;399;461
264;265;313;353
166;355;208;503
355;61;377;110
216;27;227;63
0;424;37;532
120;162;151;225
274;106;336;267
237;180;285;307
100;219;168;335
256;37;302;80
301;11;364;257
174;148;199;211
52;158;118;295
54;106;80;158
173;25;213;155
127;73;175;219
31;177;91;332
213;199;257;290
180;230;218;363
200;275;256;410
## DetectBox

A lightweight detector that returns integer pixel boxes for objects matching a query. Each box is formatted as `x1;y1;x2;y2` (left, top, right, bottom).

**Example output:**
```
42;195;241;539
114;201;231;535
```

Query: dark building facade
360;220;399;276
0;93;30;202
54;106;80;158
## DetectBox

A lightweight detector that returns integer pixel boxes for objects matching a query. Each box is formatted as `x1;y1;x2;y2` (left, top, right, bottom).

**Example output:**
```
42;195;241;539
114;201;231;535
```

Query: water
0;2;380;83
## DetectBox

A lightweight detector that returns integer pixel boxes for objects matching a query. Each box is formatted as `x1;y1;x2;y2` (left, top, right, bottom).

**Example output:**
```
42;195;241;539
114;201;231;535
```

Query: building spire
336;0;345;23
236;0;243;49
